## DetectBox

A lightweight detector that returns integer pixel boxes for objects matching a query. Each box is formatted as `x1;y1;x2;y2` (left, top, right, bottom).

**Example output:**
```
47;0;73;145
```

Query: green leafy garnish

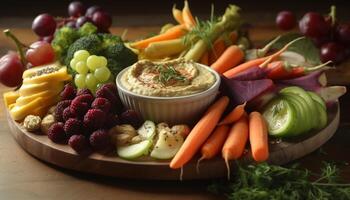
269;33;321;65
208;162;350;200
155;65;186;85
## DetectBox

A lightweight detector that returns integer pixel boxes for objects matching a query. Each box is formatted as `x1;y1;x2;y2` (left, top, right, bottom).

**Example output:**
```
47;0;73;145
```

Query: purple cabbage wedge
221;76;277;109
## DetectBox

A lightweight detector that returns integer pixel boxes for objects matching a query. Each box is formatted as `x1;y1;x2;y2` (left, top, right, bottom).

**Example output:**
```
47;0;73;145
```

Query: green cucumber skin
280;87;318;130
263;98;297;137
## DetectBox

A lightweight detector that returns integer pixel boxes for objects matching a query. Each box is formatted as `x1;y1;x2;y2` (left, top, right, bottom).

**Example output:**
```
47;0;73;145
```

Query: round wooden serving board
6;103;340;180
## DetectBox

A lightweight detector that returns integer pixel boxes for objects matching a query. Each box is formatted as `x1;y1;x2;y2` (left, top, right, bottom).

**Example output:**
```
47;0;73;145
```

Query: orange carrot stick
222;114;249;179
219;102;246;125
209;38;226;65
197;125;230;171
170;96;230;169
172;5;184;24
132;24;186;49
249;111;269;162
182;0;196;30
223;37;305;78
211;45;244;74
199;51;209;65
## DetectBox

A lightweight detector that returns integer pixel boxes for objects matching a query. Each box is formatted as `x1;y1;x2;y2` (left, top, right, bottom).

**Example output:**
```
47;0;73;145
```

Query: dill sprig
208;162;350;200
182;4;219;50
155;65;186;85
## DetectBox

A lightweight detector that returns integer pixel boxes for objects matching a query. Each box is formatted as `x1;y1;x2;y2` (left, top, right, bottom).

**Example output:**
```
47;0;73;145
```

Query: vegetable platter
1;1;348;180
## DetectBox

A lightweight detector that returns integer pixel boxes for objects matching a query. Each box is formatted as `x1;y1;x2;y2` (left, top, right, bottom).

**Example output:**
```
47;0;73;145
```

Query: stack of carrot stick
170;96;269;178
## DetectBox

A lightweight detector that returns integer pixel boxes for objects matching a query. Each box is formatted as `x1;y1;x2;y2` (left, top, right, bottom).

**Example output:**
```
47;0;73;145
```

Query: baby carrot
196;125;230;172
209;38;226;64
218;102;246;125
132;24;187;49
199;51;209;65
182;0;196;30
172;5;184;24
223;37;304;78
170;96;229;169
211;45;244;74
222;114;249;179
249;111;269;162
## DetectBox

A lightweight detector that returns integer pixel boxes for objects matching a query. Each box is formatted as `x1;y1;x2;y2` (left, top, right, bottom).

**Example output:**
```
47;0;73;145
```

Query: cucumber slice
281;94;307;136
262;98;297;137
117;140;153;160
137;120;156;140
307;91;326;111
314;101;327;130
280;86;318;130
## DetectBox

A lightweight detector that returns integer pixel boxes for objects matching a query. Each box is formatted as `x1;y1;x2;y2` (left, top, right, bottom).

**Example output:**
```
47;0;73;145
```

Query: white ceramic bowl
116;63;221;125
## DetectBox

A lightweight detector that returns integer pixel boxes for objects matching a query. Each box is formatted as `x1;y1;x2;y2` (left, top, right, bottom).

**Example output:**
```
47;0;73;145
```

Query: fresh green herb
182;5;219;50
269;33;321;65
155;65;186;85
208;162;350;200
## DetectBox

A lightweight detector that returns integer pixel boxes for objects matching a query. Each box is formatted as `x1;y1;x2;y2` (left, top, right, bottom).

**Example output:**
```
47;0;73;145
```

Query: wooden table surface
0;25;350;200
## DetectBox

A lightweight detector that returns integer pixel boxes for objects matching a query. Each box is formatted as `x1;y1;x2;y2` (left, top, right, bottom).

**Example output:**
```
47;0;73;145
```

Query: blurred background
0;0;349;27
0;0;349;55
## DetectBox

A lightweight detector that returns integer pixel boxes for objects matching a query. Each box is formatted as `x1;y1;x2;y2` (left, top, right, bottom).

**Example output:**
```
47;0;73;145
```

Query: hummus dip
120;59;216;97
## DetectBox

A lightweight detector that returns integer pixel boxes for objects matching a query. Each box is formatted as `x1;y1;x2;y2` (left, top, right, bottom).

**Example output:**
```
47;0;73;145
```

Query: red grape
26;41;55;66
320;42;345;63
276;11;296;31
68;1;86;17
85;6;103;18
92;11;112;30
299;12;330;38
65;21;77;29
76;16;91;28
32;13;57;37
337;23;350;44
0;53;24;87
311;36;330;47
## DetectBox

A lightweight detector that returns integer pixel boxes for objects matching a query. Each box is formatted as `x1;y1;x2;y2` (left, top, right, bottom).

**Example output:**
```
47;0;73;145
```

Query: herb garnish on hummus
120;59;216;97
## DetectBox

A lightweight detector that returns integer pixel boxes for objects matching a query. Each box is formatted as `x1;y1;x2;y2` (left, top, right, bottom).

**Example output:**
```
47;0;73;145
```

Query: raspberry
62;107;76;121
96;84;121;113
101;83;118;94
54;100;72;122
83;109;106;131
47;122;67;144
64;118;83;137
68;135;91;155
89;129;111;151
70;96;90;117
120;110;143;128
60;84;76;100
76;88;93;96
74;94;94;105
104;113;120;129
91;98;111;113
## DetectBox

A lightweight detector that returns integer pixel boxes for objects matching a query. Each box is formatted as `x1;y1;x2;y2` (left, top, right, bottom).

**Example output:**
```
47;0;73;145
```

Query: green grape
74;74;86;88
85;73;97;89
94;67;111;82
74;50;90;61
99;56;107;68
86;55;101;71
70;58;78;71
75;61;88;74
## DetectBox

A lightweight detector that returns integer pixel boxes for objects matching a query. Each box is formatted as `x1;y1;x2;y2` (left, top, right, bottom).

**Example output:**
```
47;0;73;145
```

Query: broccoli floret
78;22;98;37
65;34;103;73
52;27;79;62
104;43;138;75
97;33;122;49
